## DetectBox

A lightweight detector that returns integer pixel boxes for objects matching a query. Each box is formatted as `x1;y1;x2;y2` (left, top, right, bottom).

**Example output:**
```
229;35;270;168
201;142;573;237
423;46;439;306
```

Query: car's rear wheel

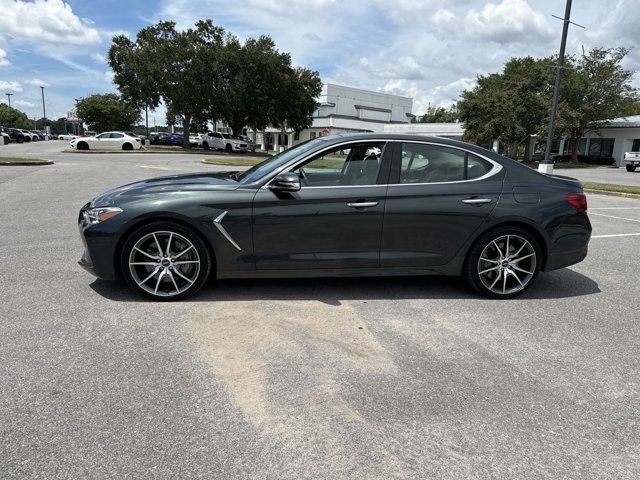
626;165;637;172
77;141;89;150
202;141;209;150
122;142;133;151
464;227;541;299
120;221;211;301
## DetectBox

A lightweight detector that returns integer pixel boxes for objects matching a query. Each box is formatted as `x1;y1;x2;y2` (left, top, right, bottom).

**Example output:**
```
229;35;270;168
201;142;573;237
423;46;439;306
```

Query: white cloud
24;78;50;87
431;0;554;45
91;52;106;64
0;0;100;45
0;47;10;67
15;100;36;108
0;80;23;92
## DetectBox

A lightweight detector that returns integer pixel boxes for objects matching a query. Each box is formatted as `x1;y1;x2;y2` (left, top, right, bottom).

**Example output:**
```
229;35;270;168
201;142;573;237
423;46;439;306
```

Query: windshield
238;138;327;184
221;133;231;139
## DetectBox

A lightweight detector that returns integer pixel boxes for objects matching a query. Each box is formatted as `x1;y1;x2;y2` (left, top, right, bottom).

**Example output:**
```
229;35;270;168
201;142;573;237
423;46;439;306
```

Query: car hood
91;171;242;207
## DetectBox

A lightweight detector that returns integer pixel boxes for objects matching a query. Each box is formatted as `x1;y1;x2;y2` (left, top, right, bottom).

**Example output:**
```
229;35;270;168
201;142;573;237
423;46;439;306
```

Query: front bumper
77;203;121;280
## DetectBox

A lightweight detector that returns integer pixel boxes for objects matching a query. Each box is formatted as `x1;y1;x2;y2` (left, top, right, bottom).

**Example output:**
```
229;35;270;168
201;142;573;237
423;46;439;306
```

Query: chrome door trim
213;211;242;251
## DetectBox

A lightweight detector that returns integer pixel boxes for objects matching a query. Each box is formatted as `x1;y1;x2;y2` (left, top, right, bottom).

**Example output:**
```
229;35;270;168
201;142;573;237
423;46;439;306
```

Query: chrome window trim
258;138;503;189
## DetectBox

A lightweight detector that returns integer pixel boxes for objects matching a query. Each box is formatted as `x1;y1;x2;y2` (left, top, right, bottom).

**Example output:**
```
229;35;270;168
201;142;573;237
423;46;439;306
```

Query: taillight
565;192;587;212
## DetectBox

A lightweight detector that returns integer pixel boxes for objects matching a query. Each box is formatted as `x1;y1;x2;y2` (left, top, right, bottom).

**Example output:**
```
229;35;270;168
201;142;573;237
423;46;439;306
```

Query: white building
255;83;413;150
383;122;465;140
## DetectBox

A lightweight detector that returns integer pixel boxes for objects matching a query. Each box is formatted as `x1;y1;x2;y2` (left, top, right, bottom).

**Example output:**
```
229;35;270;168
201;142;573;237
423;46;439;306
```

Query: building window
589;138;615;156
310;132;316;139
577;138;588;155
632;139;640;152
294;132;299;141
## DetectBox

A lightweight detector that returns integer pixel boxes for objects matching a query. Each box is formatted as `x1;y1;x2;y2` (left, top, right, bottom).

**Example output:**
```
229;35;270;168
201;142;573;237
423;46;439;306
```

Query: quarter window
110;133;124;139
399;143;492;183
292;143;384;187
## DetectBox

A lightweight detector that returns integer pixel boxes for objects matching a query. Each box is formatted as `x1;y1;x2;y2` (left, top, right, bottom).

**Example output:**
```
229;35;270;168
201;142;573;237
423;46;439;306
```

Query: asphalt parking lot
1;142;639;479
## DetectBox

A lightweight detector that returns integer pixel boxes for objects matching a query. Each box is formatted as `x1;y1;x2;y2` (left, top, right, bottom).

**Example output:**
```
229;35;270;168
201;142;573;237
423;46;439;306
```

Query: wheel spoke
509;269;524;287
134;246;158;260
173;260;199;265
166;233;173;257
512;265;533;275
480;257;500;264
490;271;502;290
480;266;500;275
154;270;164;294
173;267;195;284
138;267;160;286
130;261;158;266
505;235;510;257
173;245;193;259
511;242;527;259
167;270;180;294
492;240;503;258
152;233;163;256
512;253;534;263
502;270;507;294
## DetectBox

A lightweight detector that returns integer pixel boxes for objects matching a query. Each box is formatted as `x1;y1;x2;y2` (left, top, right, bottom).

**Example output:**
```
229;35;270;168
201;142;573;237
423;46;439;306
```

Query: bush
553;154;615;165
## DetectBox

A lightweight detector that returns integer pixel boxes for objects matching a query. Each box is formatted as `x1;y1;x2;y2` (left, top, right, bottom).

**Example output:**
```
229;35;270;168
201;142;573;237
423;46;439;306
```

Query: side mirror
269;172;301;192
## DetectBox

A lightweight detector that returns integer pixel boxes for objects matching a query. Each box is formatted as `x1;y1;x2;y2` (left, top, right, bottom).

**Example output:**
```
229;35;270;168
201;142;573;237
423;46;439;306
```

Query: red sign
320;129;330;136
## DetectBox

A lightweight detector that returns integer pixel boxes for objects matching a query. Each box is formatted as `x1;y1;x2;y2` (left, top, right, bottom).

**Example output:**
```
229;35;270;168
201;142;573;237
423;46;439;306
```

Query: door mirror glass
270;172;301;192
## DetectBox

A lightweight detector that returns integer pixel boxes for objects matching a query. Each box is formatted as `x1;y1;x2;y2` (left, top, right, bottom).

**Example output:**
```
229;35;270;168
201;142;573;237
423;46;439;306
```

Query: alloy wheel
128;230;201;297
477;234;536;295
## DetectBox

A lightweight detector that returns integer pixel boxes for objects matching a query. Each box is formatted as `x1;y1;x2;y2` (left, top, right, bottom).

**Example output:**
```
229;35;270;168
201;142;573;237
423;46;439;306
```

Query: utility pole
540;0;583;174
145;104;149;139
5;93;14;126
40;86;48;139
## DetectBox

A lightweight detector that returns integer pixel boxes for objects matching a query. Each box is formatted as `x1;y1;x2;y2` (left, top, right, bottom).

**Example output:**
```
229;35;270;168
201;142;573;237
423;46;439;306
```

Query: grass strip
0;157;53;166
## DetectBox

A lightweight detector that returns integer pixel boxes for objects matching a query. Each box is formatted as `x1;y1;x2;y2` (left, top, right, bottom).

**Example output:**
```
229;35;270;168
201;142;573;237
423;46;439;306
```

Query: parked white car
19;129;39;142
58;133;79;141
623;151;640;172
237;135;256;152
70;131;143;151
200;132;250;152
1;131;10;144
189;133;203;147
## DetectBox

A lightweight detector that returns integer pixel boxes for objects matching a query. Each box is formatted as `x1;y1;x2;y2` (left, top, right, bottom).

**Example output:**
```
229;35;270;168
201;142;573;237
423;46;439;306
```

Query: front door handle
462;198;492;205
347;201;379;208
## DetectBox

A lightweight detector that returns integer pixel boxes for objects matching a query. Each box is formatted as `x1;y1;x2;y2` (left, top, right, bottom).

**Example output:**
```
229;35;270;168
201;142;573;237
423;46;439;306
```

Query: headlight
82;206;123;226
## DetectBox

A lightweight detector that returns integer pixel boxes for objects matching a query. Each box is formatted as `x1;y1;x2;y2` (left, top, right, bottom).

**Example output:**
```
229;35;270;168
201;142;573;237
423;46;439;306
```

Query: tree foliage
457;47;638;161
458;56;553;158
0;104;33;129
108;20;322;146
555;47;638;161
75;94;141;132
419;105;460;123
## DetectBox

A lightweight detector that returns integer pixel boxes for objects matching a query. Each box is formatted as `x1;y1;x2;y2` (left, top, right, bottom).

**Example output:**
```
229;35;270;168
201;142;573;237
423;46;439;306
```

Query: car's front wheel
626;164;637;172
120;221;211;301
464;227;541;299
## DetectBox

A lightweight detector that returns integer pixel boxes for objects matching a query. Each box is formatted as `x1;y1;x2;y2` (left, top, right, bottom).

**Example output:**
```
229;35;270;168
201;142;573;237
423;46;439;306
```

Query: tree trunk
570;137;579;162
182;114;191;149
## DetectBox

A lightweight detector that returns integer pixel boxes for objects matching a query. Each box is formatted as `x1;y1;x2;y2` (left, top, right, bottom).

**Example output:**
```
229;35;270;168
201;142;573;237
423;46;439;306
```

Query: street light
5;93;14;127
40;86;48;140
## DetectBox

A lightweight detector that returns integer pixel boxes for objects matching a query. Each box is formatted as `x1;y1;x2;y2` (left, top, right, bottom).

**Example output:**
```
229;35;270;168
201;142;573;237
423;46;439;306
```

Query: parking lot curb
584;188;640;200
62;149;270;157
0;160;54;166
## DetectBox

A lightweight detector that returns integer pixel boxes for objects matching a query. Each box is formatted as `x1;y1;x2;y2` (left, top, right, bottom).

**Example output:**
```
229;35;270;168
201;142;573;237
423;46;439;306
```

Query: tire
225;143;232;152
120;221;212;301
464;226;541;299
202;141;209;151
17;137;24;144
122;142;133;151
626;165;637;172
77;141;89;150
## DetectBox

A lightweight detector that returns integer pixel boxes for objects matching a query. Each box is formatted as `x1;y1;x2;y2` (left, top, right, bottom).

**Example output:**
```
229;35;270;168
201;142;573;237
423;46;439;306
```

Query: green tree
0;104;33;129
555;47;638;161
458;56;553;159
109;20;227;148
75;94;141;132
419;105;459;123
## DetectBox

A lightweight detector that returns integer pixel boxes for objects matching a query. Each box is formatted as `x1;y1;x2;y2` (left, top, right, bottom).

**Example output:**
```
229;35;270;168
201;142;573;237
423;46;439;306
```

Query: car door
380;141;505;267
94;132;112;148
252;141;391;270
109;132;125;149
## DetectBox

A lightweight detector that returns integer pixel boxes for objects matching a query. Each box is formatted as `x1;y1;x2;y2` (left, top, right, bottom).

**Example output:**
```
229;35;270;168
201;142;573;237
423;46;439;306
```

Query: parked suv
201;132;249;152
1;127;26;143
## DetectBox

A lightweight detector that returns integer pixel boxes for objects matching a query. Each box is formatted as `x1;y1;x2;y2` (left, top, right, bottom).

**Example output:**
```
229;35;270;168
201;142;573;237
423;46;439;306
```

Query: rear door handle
347;201;379;208
462;198;492;205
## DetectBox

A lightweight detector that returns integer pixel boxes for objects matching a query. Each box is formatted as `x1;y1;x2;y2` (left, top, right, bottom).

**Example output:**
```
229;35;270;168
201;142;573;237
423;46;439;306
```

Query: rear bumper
543;212;591;272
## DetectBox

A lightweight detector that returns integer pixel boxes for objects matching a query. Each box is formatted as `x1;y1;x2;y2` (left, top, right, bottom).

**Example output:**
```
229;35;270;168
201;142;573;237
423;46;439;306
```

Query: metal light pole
40;86;48;139
540;0;580;174
5;93;14;126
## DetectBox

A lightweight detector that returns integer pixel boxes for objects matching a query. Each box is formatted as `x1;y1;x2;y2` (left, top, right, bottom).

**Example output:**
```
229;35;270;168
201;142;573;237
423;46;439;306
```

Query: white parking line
136;164;190;171
592;233;640;238
589;212;640;223
590;207;640;210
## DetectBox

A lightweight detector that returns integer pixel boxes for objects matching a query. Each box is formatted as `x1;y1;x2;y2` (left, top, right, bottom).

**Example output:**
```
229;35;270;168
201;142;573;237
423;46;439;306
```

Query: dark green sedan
78;133;591;300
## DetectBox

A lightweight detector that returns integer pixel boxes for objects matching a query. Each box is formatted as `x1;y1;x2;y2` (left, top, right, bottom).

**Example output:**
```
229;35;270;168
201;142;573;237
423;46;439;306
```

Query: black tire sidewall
120;221;212;301
464;226;542;299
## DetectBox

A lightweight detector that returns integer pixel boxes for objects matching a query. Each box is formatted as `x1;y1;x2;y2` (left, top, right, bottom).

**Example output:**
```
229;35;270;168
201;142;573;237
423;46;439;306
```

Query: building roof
383;122;465;136
599;115;640;128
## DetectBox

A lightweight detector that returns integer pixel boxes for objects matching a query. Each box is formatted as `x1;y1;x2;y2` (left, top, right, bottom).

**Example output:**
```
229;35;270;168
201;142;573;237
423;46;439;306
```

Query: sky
0;0;638;125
